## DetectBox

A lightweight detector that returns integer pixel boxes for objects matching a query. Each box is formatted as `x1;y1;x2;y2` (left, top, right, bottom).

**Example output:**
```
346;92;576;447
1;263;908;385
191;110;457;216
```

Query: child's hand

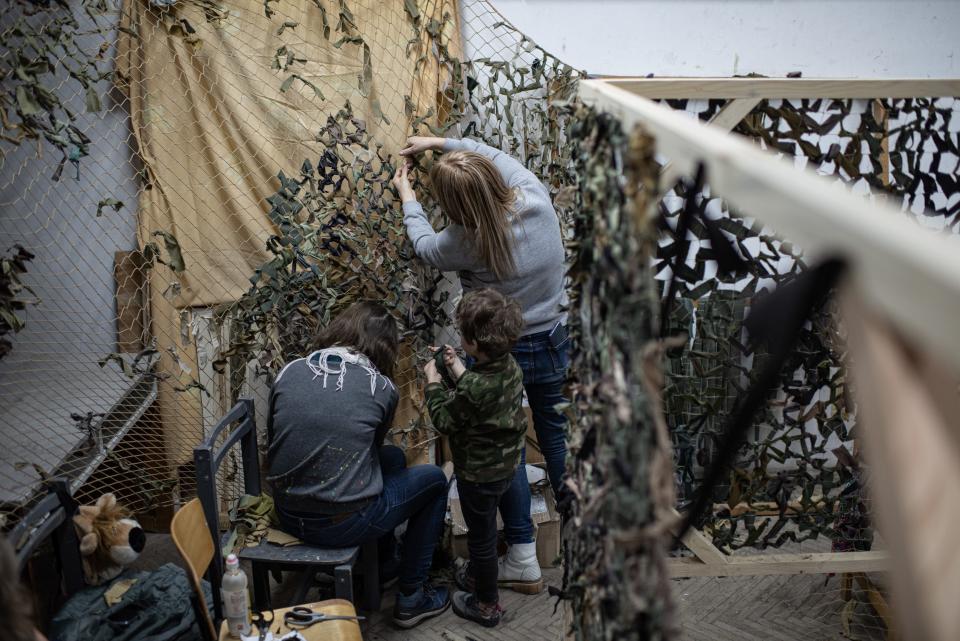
442;345;466;382
423;358;442;385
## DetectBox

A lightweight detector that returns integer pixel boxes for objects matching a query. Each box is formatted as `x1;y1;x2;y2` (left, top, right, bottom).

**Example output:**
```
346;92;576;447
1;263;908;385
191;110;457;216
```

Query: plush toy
72;493;146;585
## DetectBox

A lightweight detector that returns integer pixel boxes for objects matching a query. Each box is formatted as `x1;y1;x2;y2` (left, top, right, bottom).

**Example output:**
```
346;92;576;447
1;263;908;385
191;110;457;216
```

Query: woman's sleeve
402;200;475;271
443;138;533;188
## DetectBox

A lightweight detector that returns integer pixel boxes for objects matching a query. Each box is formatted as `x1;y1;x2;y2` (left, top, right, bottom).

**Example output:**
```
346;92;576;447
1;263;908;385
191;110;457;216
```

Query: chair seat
222;531;360;566
218;598;362;641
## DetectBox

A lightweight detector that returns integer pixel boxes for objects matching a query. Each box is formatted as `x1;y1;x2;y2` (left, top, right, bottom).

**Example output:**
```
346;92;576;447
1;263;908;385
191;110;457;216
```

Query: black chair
8;478;84;596
194;398;379;621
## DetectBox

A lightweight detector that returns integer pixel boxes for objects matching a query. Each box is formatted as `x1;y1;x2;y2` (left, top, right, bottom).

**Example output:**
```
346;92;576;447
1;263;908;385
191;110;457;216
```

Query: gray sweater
266;348;398;514
402;138;568;335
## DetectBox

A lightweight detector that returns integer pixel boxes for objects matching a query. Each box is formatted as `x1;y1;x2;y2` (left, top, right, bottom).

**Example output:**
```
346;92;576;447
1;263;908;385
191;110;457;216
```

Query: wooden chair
171;499;362;641
8;478;84;596
194;398;379;621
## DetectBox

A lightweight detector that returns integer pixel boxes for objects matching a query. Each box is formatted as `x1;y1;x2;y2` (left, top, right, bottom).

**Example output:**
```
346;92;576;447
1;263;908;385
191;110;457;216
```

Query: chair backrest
193;397;259;624
7;478;84;596
170;498;218;641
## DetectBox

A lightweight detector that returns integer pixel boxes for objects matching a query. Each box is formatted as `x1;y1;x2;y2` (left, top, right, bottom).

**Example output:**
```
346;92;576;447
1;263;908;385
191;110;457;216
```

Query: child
423;288;527;627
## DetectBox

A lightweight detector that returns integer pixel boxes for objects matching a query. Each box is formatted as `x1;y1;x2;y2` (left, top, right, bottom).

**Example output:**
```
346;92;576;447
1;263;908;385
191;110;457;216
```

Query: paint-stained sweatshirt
266;347;398;514
402;138;568;336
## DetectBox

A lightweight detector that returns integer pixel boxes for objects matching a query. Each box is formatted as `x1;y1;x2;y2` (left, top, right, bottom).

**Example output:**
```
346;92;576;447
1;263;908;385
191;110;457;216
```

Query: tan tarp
116;0;461;472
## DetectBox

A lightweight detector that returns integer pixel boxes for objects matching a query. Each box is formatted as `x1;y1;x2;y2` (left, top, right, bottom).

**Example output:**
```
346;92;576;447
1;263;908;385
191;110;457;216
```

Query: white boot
497;542;543;594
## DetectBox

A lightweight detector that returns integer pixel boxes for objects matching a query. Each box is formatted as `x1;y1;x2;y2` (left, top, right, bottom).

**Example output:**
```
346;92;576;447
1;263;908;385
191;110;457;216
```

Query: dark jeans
499;327;570;545
276;445;447;590
458;477;513;605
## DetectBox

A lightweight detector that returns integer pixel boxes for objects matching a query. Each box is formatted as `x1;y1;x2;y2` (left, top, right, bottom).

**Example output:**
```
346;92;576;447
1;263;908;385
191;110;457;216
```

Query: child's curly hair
456;288;523;358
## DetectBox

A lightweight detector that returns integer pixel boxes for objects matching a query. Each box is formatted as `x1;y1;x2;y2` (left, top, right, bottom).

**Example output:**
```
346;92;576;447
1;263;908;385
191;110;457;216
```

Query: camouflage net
0;0;589;531
3;1;957;639
217;2;583;451
660;96;960;557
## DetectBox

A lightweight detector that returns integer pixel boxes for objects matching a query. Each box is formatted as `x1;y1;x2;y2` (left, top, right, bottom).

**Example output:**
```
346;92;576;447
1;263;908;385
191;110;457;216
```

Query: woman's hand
399;136;445;157
423;357;442;385
442;345;466;382
392;161;417;204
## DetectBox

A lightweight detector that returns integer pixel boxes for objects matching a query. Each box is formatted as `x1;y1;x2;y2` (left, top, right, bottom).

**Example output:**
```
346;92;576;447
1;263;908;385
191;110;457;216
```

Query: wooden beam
661;97;760;189
601;77;960;100
710;97;763;129
714;498;830;518
670;509;728;565
668;550;890;578
578;79;960;372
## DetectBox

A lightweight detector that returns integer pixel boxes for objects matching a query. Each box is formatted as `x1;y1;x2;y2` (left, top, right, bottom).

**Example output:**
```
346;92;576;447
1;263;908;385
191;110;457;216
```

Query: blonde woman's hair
429;151;517;280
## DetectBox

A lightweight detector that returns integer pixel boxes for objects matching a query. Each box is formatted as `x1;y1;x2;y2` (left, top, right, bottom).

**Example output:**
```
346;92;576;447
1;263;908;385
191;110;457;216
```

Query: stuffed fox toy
72;493;146;585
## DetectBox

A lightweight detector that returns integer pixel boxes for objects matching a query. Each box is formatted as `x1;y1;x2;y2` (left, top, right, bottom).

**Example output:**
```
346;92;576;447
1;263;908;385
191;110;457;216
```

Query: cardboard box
448;471;560;568
523;406;545;465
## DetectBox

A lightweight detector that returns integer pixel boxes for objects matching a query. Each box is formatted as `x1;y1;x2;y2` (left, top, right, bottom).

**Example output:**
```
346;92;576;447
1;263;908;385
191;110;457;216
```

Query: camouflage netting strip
562;107;674;641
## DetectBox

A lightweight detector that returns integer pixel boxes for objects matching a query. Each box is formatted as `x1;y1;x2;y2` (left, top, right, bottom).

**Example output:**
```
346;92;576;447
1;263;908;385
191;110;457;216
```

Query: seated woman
267;302;450;628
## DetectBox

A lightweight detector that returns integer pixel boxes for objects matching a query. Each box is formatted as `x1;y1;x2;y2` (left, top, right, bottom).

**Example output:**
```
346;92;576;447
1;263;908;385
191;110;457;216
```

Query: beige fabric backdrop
115;0;461;473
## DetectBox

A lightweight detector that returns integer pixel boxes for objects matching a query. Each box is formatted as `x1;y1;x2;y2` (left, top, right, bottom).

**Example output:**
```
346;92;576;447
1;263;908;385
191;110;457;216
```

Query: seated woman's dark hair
314;301;399;379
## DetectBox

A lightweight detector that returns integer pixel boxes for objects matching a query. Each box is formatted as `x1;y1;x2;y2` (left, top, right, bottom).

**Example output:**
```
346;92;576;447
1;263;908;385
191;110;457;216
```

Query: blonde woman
392;136;569;594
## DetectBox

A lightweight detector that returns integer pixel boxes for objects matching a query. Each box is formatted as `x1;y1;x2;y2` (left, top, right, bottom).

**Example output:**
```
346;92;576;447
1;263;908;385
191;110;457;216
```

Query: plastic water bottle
222;554;251;638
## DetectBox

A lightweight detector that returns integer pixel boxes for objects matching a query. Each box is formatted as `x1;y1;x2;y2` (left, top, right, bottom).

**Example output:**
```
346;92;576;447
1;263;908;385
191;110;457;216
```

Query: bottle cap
226;553;239;567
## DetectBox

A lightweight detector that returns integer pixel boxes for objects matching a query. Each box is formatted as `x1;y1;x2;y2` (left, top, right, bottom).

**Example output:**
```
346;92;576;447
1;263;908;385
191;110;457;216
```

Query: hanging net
3;1;959;639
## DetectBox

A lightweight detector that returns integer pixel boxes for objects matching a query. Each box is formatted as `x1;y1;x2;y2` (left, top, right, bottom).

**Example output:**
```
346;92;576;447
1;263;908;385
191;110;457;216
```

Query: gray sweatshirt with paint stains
266;348;398;514
402;138;568;336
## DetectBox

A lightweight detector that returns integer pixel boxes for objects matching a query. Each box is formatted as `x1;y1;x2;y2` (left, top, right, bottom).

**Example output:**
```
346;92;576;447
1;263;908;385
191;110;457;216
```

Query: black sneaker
452;590;503;627
392;583;450;628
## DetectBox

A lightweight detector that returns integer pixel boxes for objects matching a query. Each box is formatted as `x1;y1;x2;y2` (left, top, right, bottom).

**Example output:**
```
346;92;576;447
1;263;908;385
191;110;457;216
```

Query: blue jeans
276;445;447;590
499;328;570;545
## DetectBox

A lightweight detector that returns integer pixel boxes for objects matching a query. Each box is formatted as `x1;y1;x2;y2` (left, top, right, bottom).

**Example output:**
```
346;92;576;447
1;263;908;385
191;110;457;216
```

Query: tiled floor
673;573;888;641
362;568;565;641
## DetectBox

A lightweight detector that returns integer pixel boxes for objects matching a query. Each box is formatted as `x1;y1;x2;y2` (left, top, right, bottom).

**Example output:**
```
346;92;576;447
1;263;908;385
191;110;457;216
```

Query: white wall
0;13;139;371
486;0;960;77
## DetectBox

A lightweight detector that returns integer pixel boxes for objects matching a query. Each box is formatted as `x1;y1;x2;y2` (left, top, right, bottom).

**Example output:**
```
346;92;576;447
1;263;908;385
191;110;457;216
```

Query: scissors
283;606;365;629
252;609;274;641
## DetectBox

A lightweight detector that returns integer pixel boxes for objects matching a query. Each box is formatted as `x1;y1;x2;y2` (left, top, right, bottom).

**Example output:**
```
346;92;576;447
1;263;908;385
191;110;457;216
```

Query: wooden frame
580;77;960;641
670;551;890;578
596;77;960;99
668;509;889;578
